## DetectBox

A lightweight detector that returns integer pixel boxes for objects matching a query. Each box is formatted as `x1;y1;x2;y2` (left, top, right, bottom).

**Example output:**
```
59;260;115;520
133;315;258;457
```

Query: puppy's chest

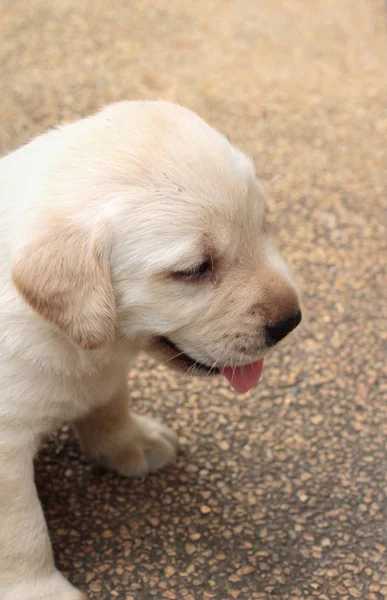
36;361;129;432
23;346;136;433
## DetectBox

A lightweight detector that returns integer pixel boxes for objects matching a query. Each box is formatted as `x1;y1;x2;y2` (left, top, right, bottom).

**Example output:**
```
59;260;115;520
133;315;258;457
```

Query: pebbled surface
1;0;386;599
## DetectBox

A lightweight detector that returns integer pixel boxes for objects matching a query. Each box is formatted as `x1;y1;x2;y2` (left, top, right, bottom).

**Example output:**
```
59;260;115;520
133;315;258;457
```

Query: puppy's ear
12;220;116;349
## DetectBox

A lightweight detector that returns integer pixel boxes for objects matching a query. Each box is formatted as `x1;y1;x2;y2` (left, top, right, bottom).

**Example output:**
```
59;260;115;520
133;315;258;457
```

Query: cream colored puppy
0;101;301;599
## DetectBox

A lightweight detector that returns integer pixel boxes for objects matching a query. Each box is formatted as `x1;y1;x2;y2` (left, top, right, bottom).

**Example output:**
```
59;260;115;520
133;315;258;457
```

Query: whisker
267;170;288;186
185;360;201;377
161;350;187;366
208;356;221;375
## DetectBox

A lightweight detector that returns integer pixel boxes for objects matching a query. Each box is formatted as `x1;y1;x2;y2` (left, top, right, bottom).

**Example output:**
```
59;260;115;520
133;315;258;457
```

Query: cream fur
0;101;300;599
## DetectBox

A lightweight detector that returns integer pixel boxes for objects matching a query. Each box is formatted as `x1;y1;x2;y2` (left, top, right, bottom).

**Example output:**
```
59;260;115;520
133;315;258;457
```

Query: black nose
266;310;302;346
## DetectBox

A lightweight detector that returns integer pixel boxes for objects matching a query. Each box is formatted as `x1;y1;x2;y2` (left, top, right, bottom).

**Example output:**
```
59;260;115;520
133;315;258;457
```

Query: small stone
277;451;288;461
200;505;211;514
327;569;339;577
310;414;324;424
185;543;197;555
310;582;320;589
218;440;230;451
200;490;211;500
164;566;176;577
297;491;309;502
102;530;113;538
69;529;80;538
348;588;362;598
98;564;109;573
321;537;331;547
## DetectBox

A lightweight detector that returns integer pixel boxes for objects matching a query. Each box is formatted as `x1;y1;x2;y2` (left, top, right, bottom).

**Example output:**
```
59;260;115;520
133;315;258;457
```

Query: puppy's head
12;101;301;392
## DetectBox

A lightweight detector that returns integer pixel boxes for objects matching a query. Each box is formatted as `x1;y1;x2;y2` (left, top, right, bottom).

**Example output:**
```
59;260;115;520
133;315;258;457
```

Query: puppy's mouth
155;336;219;375
153;336;264;394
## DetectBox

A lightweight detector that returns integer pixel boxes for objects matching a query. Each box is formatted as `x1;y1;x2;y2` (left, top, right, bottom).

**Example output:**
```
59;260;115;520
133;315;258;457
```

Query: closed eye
174;259;213;281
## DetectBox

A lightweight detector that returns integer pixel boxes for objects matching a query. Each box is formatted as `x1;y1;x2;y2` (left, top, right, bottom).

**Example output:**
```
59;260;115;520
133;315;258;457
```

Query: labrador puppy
0;101;301;599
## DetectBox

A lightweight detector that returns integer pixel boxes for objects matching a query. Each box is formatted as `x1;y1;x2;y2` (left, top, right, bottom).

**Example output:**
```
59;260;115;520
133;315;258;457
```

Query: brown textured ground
1;1;387;599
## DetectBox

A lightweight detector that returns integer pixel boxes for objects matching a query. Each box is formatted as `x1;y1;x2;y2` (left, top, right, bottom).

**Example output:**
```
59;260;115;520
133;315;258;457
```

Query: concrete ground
1;1;386;599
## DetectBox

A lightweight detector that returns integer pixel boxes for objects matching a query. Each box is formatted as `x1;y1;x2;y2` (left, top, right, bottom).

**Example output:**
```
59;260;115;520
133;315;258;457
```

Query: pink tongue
221;359;264;394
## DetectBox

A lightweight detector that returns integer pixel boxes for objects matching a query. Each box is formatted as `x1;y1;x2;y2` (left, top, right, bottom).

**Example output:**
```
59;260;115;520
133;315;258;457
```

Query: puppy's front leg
0;434;86;600
75;377;179;477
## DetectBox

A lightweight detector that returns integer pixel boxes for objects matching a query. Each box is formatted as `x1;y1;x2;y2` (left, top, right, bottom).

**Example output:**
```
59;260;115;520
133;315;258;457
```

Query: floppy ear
12;220;116;349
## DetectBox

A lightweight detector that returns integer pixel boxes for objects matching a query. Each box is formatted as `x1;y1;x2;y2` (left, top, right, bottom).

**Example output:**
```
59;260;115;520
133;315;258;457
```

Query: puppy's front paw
101;413;179;477
3;572;87;600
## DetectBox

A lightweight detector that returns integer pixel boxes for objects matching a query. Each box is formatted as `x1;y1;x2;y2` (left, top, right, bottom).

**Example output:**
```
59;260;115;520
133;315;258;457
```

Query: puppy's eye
174;260;212;281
